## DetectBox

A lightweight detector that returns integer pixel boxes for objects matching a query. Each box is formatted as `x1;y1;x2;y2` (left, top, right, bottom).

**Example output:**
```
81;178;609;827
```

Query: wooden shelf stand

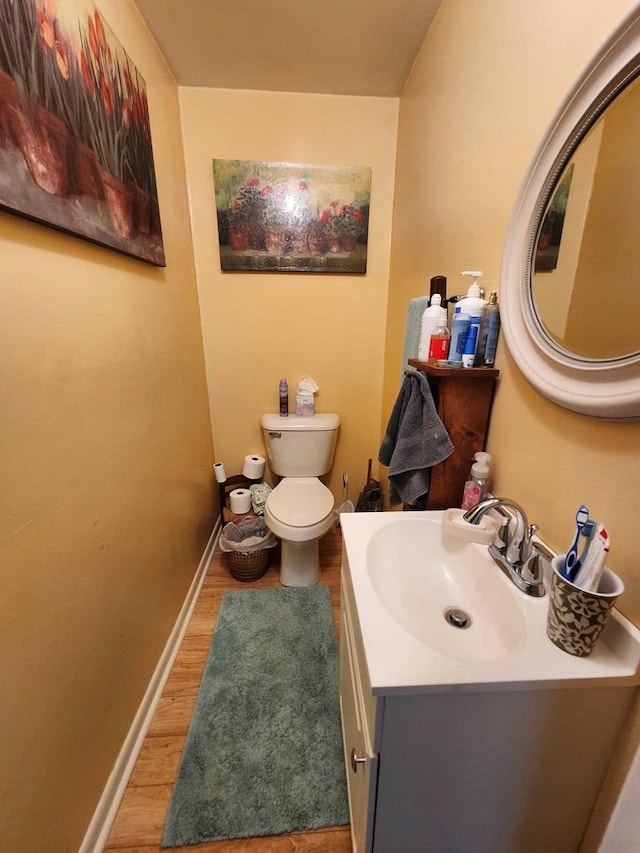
407;359;499;509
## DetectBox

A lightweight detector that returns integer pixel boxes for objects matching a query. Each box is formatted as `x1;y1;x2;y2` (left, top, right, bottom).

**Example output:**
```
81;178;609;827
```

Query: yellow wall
179;88;398;500
0;1;214;850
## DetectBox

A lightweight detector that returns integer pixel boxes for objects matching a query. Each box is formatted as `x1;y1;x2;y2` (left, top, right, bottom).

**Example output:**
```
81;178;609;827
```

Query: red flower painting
213;159;371;274
0;0;165;265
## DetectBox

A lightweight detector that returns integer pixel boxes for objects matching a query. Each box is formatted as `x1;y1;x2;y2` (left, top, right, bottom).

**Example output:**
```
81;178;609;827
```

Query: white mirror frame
500;7;640;421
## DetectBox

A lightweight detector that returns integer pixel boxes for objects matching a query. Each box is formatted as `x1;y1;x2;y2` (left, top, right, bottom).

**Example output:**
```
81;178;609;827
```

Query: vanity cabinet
407;360;498;509
339;546;637;853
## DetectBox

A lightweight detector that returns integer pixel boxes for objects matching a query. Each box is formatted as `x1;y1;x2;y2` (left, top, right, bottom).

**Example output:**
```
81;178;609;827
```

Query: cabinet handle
351;747;367;773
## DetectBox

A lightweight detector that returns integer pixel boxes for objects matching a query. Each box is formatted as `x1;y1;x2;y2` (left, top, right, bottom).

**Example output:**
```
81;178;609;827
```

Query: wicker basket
226;547;270;582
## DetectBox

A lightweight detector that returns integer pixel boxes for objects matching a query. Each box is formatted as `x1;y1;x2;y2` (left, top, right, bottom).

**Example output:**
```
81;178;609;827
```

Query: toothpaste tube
573;523;610;592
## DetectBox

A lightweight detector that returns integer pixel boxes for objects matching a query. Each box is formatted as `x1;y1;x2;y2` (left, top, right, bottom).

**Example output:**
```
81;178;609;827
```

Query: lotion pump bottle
461;452;491;510
418;293;445;361
455;271;486;314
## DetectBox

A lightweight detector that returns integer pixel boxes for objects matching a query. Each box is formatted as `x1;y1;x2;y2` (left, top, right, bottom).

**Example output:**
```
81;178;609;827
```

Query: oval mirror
500;8;640;420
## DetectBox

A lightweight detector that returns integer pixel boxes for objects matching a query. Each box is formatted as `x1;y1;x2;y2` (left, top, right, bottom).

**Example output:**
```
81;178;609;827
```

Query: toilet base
279;539;320;586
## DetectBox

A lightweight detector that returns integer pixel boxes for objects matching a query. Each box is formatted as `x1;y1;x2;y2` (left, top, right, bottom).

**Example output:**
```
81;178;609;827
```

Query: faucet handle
522;551;544;586
507;520;538;565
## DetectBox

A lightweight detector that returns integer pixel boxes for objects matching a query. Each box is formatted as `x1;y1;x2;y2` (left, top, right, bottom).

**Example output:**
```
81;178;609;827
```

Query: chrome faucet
462;497;546;597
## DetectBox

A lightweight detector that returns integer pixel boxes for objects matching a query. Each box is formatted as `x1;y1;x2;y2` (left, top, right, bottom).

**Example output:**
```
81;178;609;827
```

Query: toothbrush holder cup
547;555;624;657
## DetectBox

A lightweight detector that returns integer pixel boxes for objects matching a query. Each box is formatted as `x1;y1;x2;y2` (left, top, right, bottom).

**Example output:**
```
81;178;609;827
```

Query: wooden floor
104;525;352;853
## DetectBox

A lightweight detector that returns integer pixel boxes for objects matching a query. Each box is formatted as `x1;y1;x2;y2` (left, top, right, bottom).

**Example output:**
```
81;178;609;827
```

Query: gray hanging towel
378;369;454;506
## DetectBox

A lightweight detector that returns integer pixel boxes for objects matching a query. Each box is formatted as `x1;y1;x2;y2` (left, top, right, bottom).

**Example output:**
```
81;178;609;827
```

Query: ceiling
134;0;442;97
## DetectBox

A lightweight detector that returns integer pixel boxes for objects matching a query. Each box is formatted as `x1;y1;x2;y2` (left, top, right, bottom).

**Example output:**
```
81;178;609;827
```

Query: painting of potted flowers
213;160;371;273
0;0;165;266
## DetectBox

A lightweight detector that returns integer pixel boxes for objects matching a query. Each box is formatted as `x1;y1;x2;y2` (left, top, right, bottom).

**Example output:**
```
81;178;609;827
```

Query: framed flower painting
0;0;165;266
213;159;371;273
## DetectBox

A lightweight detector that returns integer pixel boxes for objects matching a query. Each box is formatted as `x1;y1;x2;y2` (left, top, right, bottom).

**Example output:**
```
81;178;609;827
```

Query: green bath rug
161;585;349;846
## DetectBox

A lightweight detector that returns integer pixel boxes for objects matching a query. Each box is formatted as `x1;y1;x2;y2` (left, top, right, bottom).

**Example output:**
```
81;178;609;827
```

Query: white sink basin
340;511;640;693
367;516;527;661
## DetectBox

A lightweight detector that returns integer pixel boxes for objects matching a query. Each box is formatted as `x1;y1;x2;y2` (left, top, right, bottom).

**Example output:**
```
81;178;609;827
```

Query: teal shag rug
161;585;349;847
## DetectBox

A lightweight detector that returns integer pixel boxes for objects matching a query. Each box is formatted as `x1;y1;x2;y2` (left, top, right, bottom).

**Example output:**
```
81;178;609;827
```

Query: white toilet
261;412;340;586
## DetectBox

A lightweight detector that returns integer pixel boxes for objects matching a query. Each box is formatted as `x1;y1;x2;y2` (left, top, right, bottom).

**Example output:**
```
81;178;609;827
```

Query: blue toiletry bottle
448;312;470;366
462;321;480;367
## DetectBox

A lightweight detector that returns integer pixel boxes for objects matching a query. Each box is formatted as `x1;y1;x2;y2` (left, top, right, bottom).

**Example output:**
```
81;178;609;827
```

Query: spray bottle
481;292;501;366
461;452;491;510
279;378;289;417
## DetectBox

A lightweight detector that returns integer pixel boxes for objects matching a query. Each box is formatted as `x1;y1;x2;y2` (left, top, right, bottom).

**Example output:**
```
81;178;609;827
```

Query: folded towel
379;369;454;506
400;296;428;381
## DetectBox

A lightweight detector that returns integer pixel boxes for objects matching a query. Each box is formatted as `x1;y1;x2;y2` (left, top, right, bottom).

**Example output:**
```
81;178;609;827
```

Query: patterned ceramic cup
547;555;624;657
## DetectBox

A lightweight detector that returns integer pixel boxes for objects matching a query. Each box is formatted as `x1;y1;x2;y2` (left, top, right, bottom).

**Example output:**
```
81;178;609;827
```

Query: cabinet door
340;603;378;853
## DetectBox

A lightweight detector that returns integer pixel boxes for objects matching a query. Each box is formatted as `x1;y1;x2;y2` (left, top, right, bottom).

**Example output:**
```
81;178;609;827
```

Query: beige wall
0;1;214;850
179;88;398;500
385;0;640;846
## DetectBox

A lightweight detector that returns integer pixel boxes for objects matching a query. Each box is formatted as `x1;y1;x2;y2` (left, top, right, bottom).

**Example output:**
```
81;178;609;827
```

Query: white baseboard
79;520;221;853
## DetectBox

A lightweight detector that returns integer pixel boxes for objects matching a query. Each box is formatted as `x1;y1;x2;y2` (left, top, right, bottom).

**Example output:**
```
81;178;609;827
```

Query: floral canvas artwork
213;160;371;273
0;0;165;265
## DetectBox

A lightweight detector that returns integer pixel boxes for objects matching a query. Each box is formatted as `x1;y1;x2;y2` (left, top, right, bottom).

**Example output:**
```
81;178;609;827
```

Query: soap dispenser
461;452;491;510
455;271;485;308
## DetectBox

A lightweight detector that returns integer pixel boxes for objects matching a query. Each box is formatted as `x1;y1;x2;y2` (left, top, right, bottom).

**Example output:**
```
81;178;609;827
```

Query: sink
340;511;640;693
367;517;527;661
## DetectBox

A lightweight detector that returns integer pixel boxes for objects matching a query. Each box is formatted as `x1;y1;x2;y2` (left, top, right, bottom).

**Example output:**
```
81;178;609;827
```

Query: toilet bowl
264;477;335;586
261;412;340;586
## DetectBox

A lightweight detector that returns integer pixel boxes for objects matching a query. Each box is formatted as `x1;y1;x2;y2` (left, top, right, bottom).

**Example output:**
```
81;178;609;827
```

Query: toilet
261;412;340;586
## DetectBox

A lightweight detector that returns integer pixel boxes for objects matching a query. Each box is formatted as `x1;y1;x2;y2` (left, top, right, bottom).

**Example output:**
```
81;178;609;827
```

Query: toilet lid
268;478;334;527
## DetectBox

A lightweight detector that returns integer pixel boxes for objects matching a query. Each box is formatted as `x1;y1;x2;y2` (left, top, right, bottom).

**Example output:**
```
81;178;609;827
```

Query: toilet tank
261;413;340;477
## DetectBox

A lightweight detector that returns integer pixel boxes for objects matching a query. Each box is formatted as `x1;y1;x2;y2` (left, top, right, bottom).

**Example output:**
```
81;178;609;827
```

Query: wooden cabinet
407;359;499;509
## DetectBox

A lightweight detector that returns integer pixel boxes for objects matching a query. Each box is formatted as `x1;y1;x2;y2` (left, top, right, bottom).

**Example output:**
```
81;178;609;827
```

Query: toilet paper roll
242;454;266;480
230;488;252;514
213;462;227;483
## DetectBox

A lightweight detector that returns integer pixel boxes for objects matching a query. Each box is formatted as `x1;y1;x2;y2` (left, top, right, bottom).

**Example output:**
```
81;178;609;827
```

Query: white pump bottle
455;271;487;316
461;451;491;510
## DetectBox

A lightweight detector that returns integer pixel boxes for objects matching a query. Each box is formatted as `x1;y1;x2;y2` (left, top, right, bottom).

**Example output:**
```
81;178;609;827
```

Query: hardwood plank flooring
104;526;352;853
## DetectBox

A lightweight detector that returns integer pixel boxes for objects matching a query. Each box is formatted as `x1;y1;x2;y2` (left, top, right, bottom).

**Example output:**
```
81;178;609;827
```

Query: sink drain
444;607;472;629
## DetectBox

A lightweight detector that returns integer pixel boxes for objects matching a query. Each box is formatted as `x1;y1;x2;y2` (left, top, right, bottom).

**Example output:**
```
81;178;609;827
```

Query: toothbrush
563;505;589;579
568;518;596;582
573;523;610;592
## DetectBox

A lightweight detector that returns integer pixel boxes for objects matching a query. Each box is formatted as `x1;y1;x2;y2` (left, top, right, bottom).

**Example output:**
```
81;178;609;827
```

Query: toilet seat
267;477;334;527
